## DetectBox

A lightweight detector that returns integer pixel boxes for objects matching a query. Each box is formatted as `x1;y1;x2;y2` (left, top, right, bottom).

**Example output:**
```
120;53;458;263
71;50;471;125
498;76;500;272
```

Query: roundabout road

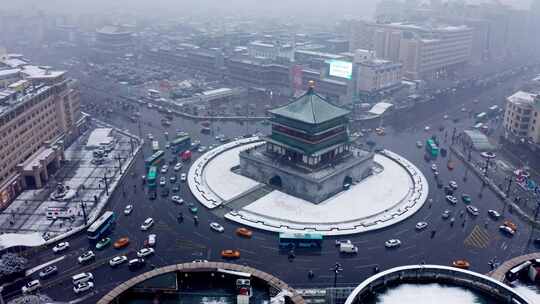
10;69;538;303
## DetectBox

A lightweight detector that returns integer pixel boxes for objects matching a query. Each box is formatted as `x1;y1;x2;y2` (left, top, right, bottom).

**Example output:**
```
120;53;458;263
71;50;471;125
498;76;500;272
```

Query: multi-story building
349;21;473;80
503;91;540;146
247;41;293;61
355;58;402;100
376;23;473;80
225;58;290;92
0;56;83;208
348;20;375;52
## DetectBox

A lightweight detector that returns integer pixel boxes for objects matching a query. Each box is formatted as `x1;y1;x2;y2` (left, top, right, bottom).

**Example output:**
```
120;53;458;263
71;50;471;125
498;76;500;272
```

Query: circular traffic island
188;138;429;236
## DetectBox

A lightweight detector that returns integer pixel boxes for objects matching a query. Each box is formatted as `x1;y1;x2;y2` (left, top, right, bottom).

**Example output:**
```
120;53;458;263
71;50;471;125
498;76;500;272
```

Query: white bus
147;89;160;99
152;140;159;152
87;211;116;240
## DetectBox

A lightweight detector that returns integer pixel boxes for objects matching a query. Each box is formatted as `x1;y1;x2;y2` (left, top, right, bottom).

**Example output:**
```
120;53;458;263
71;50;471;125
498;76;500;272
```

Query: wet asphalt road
4;59;540;303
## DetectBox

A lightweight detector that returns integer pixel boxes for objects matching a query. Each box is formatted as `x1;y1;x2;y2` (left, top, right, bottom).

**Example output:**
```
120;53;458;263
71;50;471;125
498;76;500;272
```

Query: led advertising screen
328;60;353;79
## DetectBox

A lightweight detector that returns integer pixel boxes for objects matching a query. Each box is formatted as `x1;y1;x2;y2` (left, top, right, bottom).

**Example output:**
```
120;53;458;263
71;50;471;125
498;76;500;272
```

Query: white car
161;165;169;173
170;176;177;183
449;181;458;189
385;239;401;248
174;163;183;171
165;143;170;149
481;152;496;159
52;241;70;253
424;126;430;131
192;259;209;263
137;247;155;258
431;164;437;171
466;205;480;216
415;221;428;230
148;133;153;140
109;255;128;267
38;265;58;279
147;234;156;247
488;209;501;219
77;251;95;264
159;177;166;186
442;210;451;219
73;282;94;294
499;225;515;236
124;204;133;215
446;195;458;205
141;217;154;231
171;196;184;204
443;115;449;119
210;222;224;232
180;173;187;182
21;280;41;294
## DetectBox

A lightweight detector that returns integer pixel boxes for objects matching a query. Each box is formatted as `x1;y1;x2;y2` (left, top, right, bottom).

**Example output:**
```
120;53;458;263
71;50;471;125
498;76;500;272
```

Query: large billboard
328;60;353;80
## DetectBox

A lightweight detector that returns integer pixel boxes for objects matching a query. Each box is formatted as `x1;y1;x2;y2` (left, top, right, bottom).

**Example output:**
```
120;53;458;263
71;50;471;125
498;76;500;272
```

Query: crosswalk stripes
464;225;490;249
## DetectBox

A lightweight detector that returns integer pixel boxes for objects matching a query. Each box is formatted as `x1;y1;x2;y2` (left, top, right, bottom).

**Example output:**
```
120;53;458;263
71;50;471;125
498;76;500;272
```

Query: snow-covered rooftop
86;128;114;149
0;232;45;250
507;91;537;106
368;102;394;115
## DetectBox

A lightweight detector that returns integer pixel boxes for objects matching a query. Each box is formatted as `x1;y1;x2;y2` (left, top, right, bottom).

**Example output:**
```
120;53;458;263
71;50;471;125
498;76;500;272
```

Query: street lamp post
330;262;343;303
330;262;343;288
80;201;88;226
103;172;109;195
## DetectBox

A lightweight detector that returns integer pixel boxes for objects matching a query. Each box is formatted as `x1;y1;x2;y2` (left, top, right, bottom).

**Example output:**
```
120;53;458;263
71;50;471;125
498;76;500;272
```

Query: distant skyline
1;0;534;19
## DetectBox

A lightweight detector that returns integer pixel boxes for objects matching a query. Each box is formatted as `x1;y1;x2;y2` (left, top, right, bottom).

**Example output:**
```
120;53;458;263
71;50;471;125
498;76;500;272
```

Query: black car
149;190;157;200
161;188;169;197
38;265;58;279
172;186;180;193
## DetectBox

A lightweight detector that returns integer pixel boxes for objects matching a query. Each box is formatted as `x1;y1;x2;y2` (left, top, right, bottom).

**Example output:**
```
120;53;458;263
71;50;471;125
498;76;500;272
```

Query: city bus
144;150;165;168
425;139;439;157
152;140;159;152
148;89;160;99
170;136;191;154
87;211;116;240
278;233;323;249
147;166;158;188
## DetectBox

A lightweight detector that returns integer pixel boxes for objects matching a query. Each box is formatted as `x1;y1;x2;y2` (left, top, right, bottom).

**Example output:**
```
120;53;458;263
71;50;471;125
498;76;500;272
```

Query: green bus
278;232;323;249
147;166;158;188
145;150;164;169
171;136;191;154
425;139;439;157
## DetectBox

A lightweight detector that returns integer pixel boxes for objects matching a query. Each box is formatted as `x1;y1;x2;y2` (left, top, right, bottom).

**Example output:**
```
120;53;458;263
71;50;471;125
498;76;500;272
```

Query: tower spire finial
307;80;315;93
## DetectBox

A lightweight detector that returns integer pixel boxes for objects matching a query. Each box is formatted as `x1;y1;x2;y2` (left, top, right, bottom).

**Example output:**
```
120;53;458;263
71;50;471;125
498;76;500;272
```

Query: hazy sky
3;0;533;19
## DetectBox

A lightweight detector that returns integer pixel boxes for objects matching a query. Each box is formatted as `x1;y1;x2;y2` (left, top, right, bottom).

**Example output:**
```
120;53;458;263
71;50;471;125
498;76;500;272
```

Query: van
339;242;358;254
72;272;93;285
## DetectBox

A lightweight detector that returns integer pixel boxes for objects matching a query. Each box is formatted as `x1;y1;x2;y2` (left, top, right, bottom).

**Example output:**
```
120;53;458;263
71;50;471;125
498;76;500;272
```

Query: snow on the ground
242;154;412;223
203;142;261;201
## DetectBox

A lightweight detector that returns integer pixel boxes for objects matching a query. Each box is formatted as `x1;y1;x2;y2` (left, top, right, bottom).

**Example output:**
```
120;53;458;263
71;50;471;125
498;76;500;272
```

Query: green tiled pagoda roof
269;87;350;124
